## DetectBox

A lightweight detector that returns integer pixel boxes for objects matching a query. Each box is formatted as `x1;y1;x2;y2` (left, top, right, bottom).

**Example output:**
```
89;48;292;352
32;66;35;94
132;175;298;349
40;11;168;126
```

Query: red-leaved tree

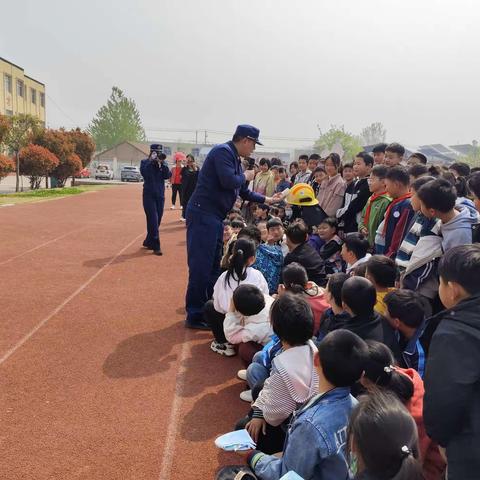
0;154;15;184
19;144;59;189
66;128;95;185
54;153;82;185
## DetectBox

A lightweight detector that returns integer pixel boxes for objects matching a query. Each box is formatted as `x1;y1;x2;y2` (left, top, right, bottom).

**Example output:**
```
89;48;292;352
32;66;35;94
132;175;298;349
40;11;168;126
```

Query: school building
0;57;46;124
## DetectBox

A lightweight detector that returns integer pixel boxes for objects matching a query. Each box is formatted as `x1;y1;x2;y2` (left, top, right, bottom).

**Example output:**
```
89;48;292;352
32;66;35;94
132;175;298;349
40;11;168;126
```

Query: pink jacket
317;174;346;217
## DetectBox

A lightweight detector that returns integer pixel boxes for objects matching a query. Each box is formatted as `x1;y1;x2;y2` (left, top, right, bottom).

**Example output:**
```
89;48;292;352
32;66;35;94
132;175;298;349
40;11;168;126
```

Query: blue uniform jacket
140;159;171;196
189;141;265;219
249;388;356;480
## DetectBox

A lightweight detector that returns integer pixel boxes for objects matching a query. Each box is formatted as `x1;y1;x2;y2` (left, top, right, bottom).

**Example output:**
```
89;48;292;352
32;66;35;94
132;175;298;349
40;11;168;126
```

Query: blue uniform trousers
185;205;224;322
142;191;165;251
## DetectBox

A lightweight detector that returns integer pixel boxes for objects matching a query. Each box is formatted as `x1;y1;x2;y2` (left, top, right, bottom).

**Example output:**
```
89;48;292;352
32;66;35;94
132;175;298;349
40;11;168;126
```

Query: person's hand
235;449;254;459
265;193;283;205
246;418;267;443
277;284;286;296
244;169;255;182
229;297;236;313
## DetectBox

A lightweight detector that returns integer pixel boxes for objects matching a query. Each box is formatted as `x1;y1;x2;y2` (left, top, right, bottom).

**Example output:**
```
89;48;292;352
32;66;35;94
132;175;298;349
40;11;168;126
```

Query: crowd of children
203;145;480;480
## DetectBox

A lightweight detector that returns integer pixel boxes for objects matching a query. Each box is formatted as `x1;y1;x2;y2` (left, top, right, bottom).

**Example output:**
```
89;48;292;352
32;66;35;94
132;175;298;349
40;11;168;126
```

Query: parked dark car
121;166;143;182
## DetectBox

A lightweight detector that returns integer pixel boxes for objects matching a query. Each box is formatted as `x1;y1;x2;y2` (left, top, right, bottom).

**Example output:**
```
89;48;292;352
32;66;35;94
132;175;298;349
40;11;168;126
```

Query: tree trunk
15;151;19;192
45;175;49;189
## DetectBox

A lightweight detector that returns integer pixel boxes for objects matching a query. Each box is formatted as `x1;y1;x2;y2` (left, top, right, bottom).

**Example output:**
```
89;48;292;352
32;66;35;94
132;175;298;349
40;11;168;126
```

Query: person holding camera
140;144;172;256
185;125;283;330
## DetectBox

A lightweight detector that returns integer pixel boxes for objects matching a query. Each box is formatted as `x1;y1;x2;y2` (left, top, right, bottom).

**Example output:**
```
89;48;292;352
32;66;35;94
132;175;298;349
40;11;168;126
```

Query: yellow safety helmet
286;183;319;206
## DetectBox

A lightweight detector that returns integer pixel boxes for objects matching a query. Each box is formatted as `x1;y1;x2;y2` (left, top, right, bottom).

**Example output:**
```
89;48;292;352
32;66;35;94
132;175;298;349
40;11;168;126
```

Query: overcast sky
1;0;479;149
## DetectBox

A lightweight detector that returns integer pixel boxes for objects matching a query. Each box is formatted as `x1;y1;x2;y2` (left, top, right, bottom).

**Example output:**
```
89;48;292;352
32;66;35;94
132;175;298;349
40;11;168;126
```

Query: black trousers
171;184;182;206
235;414;286;455
204;300;227;343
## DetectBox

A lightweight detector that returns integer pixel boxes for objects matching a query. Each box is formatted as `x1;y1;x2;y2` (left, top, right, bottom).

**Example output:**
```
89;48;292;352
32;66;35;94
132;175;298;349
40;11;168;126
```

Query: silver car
121;166;143;182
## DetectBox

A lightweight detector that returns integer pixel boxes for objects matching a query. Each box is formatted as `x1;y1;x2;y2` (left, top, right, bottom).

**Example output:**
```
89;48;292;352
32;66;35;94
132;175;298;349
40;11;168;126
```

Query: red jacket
400;368;446;480
171;165;182;185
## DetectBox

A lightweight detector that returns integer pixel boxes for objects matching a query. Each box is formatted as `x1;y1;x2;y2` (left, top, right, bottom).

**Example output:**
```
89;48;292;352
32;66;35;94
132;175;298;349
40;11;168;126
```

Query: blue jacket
188;141;265;219
249;388;356;480
140;159;171;197
253;244;284;295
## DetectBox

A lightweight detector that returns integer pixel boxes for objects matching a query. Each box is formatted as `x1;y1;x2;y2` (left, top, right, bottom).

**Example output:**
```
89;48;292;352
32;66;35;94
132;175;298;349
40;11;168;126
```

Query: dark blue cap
150;144;163;153
234;124;263;145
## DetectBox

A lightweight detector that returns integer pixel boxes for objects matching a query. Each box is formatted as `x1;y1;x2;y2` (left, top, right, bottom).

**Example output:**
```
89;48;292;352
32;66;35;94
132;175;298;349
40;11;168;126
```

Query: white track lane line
0;227;87;267
0;232;144;366
158;332;190;480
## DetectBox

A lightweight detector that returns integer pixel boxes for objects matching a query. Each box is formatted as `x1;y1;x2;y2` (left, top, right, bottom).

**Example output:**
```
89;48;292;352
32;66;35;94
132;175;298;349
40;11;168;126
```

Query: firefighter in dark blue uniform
140;144;172;256
184;125;282;329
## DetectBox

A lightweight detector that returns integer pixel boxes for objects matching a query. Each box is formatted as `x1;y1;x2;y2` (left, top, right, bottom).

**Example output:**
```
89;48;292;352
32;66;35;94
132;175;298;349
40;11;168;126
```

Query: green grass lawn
0;185;112;205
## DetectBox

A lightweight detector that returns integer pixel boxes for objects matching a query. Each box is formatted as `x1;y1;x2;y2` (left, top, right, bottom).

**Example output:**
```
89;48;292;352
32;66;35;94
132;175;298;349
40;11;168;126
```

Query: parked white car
95;164;114;180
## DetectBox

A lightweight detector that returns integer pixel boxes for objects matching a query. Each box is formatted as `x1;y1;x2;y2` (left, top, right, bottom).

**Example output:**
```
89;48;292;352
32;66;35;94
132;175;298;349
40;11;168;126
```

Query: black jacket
424;294;480;479
284;241;326;287
344;311;396;348
340;177;371;233
316;308;351;342
180;167;198;205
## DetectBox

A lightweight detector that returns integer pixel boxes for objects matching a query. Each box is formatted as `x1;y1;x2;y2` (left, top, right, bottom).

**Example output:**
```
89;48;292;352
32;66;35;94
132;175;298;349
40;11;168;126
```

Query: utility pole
204;130;207;144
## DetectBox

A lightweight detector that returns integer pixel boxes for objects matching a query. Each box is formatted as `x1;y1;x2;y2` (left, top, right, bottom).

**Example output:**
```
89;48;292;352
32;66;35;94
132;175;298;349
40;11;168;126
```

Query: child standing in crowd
407;152;428;166
424;245;480;479
358;165;391;248
384;142;405;167
380;166;414;258
245;293;319;454
274;167;291;193
294;155;311;184
359;343;445;480
365;255;397;317
242;330;368;480
342;162;355;187
284;220;326;286
253;158;275;197
383;289;438;377
310;166;327;196
317;217;344;274
317;153;346;217
289;161;298;184
278;262;330;336
341;233;371;274
180;154;198;220
205;238;269;357
170;153;184;209
372;142;388;165
337;151;373;234
316;272;351;341
417;178;478;252
223;284;274;365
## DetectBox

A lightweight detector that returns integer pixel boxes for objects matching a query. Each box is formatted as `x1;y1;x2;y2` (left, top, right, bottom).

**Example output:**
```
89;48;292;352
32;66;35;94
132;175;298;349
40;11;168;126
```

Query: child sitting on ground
341;233;371;274
220;330;368;480
284;220;326;286
361;341;446;480
365;255;398;317
358;164;392;248
255;204;272;224
317;217;344;274
204;238;269;357
223;284;274;366
316;272;351;342
278;262;330;336
384;289;438;377
241;293;319;454
424;245;480;479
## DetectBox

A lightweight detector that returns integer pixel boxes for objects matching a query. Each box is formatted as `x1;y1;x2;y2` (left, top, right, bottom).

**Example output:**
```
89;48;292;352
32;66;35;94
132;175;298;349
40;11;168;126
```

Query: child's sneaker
237;369;247;381
210;340;236;357
239;390;253;402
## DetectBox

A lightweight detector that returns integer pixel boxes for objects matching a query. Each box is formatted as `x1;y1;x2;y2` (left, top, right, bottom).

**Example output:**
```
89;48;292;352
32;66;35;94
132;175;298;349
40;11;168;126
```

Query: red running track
0;185;246;479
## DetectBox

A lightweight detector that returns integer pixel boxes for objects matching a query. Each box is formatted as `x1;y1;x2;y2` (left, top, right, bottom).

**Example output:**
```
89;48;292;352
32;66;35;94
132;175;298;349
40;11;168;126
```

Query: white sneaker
170;205;175;210
210;340;236;357
237;369;247;381
239;390;253;402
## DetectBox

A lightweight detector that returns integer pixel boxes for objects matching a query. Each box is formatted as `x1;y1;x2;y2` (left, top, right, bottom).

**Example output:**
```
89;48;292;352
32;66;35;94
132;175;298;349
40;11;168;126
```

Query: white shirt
213;267;269;314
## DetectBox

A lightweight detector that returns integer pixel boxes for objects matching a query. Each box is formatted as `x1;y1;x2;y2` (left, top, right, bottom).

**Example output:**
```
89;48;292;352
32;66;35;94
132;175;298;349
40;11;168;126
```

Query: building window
31;88;36;104
4;74;12;93
16;79;24;97
40;92;45;107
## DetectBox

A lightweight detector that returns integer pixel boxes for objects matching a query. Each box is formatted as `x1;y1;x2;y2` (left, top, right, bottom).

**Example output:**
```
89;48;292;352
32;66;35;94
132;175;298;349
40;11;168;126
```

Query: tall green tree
360;122;387;145
314;125;363;162
88;87;146;151
3;114;43;192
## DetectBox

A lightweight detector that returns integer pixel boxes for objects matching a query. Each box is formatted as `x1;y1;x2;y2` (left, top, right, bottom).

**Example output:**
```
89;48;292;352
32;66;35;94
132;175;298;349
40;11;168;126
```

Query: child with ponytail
204;238;269;357
278;262;330;336
360;341;446;480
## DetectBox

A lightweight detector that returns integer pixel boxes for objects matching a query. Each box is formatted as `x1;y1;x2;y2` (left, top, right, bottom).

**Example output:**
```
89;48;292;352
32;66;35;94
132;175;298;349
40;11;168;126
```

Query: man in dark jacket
140;144;172;255
424;245;480;480
284;220;326;287
185;125;282;329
